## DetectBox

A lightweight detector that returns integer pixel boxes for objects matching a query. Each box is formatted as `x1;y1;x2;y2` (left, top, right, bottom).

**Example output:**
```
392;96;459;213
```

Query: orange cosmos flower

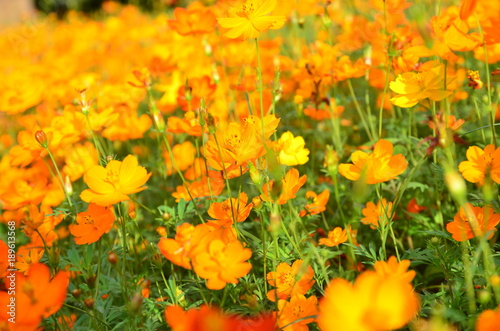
208;192;253;224
374;256;416;283
80;154;151;206
460;0;478;20
319;227;348;247
317;271;419;331
407;198;427;215
165;305;277;331
158;223;196;270
339;139;408;184
168;3;217;36
163;141;196;175
261;168;307;205
192;239;252;290
266;260;315;302
276;294;318;331
389;64;451;108
0;263;69;330
446;203;500;242
299;189;330;217
15;247;45;275
205;115;279;175
167;111;204;136
69;203;115;245
459;145;500;185
476;304;500;331
217;0;286;40
361;199;393;229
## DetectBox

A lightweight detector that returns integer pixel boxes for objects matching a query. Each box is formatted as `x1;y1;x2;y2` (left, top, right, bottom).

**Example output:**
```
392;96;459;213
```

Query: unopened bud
84;298;95;308
153;111;165;131
252;196;262;209
71;289;81;298
268;212;281;233
478;290;491;304
86;274;97;289
34;130;48;148
108;251;118;265
128;293;143;313
206;113;216;134
445;171;467;202
248;162;262;186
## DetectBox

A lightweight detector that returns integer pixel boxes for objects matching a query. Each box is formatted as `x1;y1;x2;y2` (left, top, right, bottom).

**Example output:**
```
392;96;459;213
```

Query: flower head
266;260;315;302
299;189;330;217
390;64;452;108
217;0;286;40
70;203;115;245
361;199;393;229
459;145;500;185
276;294;318;331
339;140;408;184
192;239;252;290
446;203;500;241
317;270;419;331
80;155;151;206
276;131;310;166
319;227;348;247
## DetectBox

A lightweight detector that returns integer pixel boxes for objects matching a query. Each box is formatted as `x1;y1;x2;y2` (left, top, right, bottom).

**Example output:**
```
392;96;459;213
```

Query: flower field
1;0;500;329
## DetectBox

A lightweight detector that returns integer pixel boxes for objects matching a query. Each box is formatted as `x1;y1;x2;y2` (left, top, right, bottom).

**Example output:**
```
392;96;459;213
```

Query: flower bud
108;251;118;265
34;130;48;148
445;171;467;202
86;274;97;289
84;298;95;308
71;289;81;298
128;293;143;313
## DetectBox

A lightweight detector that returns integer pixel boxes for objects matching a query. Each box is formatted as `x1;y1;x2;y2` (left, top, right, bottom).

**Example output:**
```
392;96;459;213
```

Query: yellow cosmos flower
217;0;286;40
339;139;408;184
390;64;452;108
80;155;151;206
277;131;310;166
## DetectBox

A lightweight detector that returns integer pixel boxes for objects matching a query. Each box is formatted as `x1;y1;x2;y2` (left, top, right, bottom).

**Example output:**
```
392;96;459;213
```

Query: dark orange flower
276;294;318;331
158;223;196;270
476;304;500;331
319;227;348;247
168;3;217;36
69;203;115;245
446;203;500;241
407;198;427;214
208;192;253;224
261;168;307;205
374;256;416;283
192;239;252;290
0;263;69;330
266;260;315;302
165;305;278;331
317;271;419;330
361;199;393;229
167;111;204;136
299;189;330;217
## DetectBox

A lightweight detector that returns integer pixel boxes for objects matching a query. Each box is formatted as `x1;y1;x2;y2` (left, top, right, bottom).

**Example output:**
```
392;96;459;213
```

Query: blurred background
0;0;191;26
